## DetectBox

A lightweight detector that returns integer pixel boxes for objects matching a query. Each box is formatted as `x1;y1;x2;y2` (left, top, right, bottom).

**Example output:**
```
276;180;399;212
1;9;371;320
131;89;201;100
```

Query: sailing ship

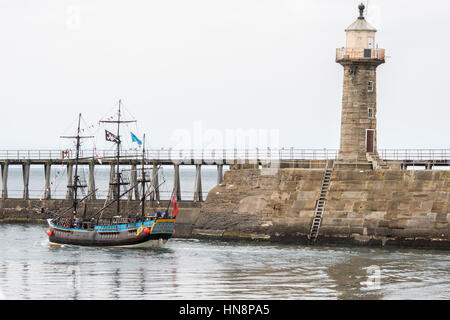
45;102;178;248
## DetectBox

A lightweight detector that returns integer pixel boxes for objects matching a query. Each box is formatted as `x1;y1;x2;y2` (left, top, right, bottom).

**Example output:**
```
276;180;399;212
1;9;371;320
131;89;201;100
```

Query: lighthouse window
368;108;375;119
367;81;374;92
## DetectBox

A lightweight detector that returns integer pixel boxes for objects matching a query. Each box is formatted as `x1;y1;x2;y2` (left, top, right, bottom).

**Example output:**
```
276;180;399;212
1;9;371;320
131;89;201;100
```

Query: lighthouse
336;3;386;168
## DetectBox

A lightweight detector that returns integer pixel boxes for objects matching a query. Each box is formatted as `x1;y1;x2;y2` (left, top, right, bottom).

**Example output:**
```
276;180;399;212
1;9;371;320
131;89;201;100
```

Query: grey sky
0;0;449;150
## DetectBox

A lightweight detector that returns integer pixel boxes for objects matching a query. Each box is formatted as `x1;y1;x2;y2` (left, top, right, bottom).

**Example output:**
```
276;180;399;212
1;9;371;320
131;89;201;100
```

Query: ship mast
73;114;82;217
116;102;121;215
60;113;93;219
100;100;136;216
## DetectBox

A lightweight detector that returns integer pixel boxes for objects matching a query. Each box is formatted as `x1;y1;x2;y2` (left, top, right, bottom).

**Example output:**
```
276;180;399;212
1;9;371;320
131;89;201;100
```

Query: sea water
0;223;450;300
2;166;450;300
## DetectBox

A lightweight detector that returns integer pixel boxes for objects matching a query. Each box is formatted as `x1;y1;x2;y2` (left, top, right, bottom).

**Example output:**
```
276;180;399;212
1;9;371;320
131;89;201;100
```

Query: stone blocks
193;167;450;248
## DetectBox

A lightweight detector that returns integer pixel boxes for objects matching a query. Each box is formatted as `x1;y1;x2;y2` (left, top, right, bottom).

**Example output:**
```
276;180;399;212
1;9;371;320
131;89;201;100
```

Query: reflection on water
0;223;450;300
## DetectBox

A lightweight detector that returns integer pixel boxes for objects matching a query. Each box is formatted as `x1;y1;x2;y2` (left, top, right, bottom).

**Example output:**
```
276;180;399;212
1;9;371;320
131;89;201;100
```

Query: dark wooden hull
47;218;175;248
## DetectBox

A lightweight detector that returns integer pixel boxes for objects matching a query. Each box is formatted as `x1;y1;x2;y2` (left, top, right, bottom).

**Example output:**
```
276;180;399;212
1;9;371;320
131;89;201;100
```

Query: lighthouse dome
346;3;376;32
345;17;377;32
345;3;377;50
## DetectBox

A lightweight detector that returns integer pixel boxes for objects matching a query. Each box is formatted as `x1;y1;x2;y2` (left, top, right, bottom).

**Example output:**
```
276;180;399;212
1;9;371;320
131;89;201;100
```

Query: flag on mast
131;132;143;146
105;130;119;142
171;194;179;217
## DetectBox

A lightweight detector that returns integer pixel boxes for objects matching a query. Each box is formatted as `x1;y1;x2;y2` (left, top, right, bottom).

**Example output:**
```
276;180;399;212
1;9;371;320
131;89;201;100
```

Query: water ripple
1;224;450;299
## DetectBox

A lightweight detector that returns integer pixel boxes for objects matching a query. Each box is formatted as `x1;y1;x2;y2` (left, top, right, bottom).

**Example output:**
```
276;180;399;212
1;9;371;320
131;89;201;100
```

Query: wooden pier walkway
1;148;450;201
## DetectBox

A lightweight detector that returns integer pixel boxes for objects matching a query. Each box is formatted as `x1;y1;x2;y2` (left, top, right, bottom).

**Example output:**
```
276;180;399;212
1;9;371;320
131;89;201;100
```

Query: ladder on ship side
308;161;334;242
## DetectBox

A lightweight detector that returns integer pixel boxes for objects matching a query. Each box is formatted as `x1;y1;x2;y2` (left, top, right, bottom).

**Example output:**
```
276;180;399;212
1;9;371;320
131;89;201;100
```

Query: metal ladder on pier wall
308;161;334;242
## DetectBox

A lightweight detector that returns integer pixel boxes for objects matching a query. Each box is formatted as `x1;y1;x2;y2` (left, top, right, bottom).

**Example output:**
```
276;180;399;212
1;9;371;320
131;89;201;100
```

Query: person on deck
155;205;162;218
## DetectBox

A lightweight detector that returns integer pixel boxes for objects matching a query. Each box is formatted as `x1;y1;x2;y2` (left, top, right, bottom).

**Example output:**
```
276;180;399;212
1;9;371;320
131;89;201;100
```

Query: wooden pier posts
193;164;202;202
173;163;181;201
107;163;115;200
128;163;138;200
0;160;228;202
1;161;8;200
22;162;30;200
44;162;51;200
66;163;74;200
217;164;223;185
152;161;160;201
88;160;96;200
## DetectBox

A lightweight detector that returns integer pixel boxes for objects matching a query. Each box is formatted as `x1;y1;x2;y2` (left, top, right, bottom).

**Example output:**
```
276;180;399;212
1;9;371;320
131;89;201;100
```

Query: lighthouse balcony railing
336;47;385;61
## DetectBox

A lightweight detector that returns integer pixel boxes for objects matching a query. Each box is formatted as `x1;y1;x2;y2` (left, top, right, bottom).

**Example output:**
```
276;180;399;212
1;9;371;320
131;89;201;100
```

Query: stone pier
190;167;450;248
183;5;450;248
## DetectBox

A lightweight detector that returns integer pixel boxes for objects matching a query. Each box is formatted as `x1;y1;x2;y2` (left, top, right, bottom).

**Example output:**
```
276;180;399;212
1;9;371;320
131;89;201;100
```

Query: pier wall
191;168;450;248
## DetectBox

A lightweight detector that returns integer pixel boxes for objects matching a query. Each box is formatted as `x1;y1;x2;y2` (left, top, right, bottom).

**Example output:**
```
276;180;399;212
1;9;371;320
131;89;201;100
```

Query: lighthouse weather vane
359;3;365;19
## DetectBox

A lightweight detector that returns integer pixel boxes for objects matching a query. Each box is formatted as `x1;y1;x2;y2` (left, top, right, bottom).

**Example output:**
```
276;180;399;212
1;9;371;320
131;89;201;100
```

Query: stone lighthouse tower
336;3;386;168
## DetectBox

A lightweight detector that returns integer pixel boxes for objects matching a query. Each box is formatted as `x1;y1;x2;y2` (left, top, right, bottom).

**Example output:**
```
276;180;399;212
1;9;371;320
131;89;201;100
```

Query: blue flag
131;132;142;146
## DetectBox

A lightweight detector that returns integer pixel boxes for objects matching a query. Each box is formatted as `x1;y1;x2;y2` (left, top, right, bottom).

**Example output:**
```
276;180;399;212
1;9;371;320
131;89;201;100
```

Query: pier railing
1;149;449;162
380;149;450;161
0;148;341;162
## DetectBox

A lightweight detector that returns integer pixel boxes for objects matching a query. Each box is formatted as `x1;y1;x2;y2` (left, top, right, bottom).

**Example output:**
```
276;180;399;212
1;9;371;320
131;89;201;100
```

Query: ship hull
47;218;175;248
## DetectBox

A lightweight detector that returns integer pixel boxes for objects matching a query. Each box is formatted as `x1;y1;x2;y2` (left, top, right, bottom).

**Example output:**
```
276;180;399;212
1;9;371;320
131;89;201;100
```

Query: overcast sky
0;0;449;151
